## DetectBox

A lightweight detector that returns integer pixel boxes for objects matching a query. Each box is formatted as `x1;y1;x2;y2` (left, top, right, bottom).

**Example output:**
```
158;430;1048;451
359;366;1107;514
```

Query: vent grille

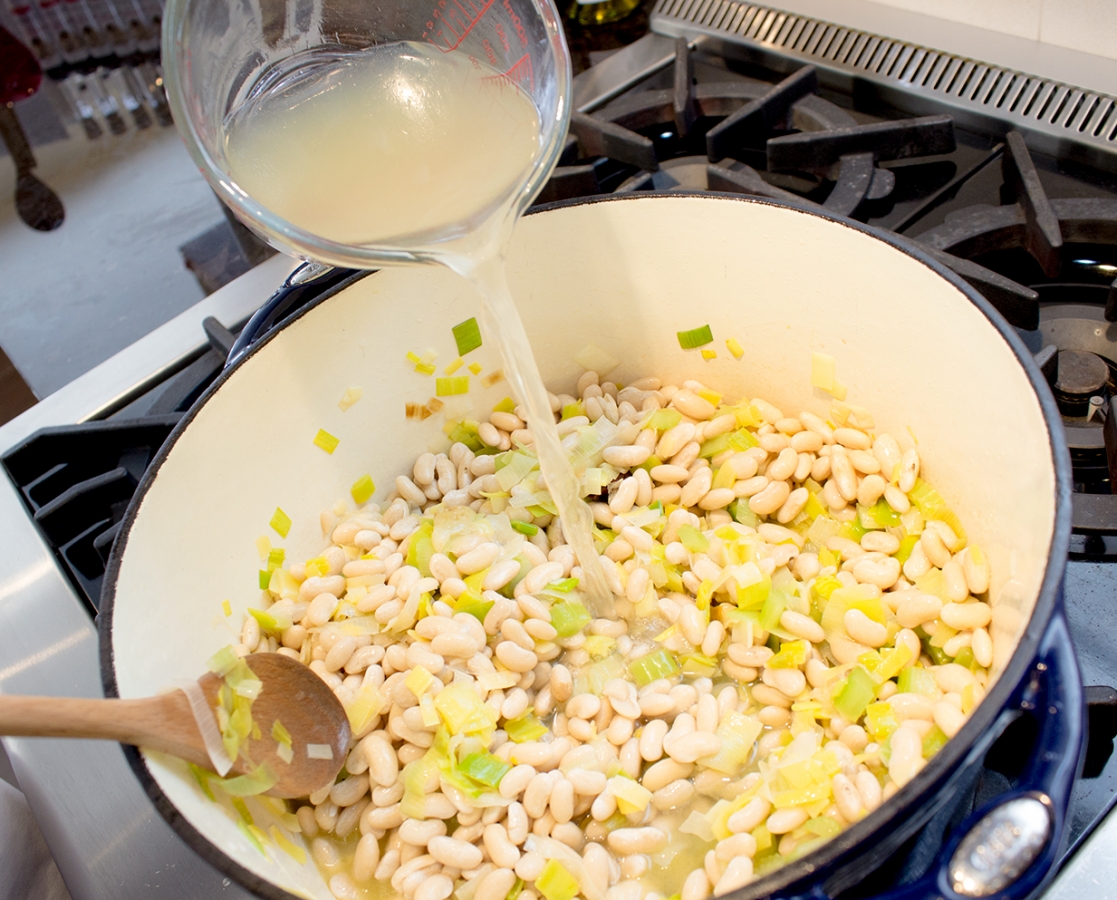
651;0;1117;169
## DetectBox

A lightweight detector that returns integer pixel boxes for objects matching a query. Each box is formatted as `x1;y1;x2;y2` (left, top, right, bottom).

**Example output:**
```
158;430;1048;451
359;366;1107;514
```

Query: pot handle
225;263;359;368
854;611;1084;900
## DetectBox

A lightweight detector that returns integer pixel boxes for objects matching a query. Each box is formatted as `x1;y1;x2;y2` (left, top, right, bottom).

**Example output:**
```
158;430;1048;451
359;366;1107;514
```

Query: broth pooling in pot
228;373;992;900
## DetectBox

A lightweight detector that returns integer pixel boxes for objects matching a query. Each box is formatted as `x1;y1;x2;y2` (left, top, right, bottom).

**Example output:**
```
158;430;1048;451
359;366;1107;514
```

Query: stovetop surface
1;19;1117;900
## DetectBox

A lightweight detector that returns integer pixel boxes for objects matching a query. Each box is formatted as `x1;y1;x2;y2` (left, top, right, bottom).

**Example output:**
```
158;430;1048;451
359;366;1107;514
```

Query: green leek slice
833;666;877;722
629;649;679;686
511;520;538;536
550;601;591;637
351;474;375;505
313;429;339;454
436;376;470;396
504;712;549;743
677;324;714;349
536;860;580;900
269;507;291;539
452;317;482;356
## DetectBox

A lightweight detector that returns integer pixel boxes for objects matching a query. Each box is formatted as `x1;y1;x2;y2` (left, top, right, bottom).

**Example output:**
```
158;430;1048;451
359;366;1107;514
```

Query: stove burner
1055;350;1111;416
540;41;955;221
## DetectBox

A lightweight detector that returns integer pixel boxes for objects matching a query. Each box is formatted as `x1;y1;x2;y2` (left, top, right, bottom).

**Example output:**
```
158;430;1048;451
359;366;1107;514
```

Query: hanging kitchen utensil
0;26;65;232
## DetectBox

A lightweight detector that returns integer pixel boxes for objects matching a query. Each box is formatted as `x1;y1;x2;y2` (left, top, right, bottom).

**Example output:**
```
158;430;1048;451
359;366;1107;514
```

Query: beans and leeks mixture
211;372;994;900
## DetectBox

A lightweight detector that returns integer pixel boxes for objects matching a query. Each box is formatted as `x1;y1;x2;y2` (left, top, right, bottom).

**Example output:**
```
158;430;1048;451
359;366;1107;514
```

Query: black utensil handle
0;103;36;174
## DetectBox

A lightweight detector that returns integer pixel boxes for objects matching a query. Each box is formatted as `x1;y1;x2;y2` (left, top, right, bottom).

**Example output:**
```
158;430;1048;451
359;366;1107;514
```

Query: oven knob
948;796;1052;896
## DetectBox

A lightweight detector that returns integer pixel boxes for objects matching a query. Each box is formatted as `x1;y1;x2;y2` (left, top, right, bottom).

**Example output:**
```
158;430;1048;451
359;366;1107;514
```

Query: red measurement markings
423;0;495;52
502;52;532;92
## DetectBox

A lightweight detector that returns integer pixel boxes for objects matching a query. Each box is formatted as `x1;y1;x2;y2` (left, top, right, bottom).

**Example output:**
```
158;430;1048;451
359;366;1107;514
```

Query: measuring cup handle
225;263;360;368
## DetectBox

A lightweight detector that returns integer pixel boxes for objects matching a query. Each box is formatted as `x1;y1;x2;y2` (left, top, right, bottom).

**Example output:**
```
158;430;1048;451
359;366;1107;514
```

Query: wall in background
829;0;1117;62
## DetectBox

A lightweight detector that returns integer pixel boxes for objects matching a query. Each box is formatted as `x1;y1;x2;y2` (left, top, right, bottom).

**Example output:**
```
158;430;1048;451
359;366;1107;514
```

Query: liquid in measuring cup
223;41;542;248
224;38;614;611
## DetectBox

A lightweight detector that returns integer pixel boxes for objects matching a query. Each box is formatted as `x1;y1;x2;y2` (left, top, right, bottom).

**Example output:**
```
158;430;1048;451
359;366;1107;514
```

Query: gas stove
2;4;1117;898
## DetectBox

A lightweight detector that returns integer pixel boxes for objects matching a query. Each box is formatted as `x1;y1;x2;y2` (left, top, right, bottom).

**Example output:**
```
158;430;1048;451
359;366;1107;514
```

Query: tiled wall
860;0;1117;61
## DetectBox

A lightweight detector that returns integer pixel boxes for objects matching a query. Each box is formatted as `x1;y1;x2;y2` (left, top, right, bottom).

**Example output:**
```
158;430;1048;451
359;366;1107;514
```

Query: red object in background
0;25;43;105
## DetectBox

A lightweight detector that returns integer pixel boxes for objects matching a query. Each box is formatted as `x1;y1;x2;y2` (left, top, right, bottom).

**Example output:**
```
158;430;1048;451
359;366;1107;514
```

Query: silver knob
948;796;1052;897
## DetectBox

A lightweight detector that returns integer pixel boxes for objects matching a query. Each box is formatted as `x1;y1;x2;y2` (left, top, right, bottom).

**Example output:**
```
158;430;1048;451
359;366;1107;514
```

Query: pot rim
98;191;1074;900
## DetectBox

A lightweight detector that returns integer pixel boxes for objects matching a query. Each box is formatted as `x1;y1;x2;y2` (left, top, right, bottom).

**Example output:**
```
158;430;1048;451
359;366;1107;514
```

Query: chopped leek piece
306;744;334;760
493;397;516;413
584;635;616;660
188;762;216;801
923;724;949;758
677;324;713;349
507;877;525;900
249;607;291;634
313;429;340;454
272;719;292;749
726;337;744;359
610;775;653;814
895;534;920;565
505;712;548;743
269;507;291;539
561;401;585;420
701;709;761;774
255;535;272;561
452;317;483;356
216;763;278;797
436;376;470;397
629;652;679;687
269;825;307;864
447;421;485;452
415;361;437;376
267;548;285;572
833;666;877;721
647;408;682;431
468;362;483;375
349;474;376;505
207;645;240;677
406;520;434;577
258;569;270;589
546;577;579;593
696;388;722;406
768;640;809;669
222;599;232;617
701;348;717;360
811;352;837;393
452;589;494;622
681;652;719;677
550;601;591;637
759;589;788;632
345;685;386;735
736;572;771;611
536;859;580;900
953;646;978;670
435;682;499;735
897;666;937;695
865;702;899;742
444;357;464;375
406;665;434;698
511;520;538;536
338;386;363;411
677;524;709;553
458;751;512;787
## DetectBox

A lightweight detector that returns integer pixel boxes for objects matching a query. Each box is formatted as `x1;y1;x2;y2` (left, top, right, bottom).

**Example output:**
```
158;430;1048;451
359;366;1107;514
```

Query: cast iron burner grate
915;135;1117;554
0;316;242;613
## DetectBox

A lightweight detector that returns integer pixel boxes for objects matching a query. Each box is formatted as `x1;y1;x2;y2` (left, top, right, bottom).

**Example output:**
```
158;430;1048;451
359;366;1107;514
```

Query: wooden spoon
0;653;350;798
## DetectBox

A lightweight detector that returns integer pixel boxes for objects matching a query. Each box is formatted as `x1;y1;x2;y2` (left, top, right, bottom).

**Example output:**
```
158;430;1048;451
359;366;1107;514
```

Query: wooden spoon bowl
0;653;350;798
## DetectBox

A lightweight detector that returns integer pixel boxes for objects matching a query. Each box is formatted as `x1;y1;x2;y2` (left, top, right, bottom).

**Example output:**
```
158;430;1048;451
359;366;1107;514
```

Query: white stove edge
0;254;293;900
762;0;1117;97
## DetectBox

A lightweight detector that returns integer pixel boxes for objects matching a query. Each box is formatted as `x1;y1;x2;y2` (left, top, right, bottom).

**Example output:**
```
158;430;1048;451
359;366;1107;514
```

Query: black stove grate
0;315;240;613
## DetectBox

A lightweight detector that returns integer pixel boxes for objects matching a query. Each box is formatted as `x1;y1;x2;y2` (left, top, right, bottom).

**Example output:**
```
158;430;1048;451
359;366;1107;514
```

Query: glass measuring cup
162;0;571;270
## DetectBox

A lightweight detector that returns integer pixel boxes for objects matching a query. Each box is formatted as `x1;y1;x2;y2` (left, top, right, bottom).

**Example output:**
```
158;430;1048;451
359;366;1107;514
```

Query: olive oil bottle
566;0;643;27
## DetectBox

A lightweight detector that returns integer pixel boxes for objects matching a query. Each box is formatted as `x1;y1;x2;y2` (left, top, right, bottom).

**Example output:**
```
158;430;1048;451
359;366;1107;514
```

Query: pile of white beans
235;372;993;900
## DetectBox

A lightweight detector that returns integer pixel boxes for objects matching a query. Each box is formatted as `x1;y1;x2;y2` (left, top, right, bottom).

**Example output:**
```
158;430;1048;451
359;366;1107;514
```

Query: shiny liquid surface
223;42;542;249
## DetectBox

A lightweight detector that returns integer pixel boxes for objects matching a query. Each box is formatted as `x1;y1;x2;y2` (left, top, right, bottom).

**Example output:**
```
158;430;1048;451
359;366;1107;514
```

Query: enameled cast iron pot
100;194;1082;900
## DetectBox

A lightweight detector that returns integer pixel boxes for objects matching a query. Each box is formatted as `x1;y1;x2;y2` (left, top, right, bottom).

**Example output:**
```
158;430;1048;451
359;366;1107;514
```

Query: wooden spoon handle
0;692;212;768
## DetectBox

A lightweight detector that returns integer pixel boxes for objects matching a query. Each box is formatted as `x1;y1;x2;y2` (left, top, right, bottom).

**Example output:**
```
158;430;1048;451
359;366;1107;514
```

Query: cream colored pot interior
108;195;1055;898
